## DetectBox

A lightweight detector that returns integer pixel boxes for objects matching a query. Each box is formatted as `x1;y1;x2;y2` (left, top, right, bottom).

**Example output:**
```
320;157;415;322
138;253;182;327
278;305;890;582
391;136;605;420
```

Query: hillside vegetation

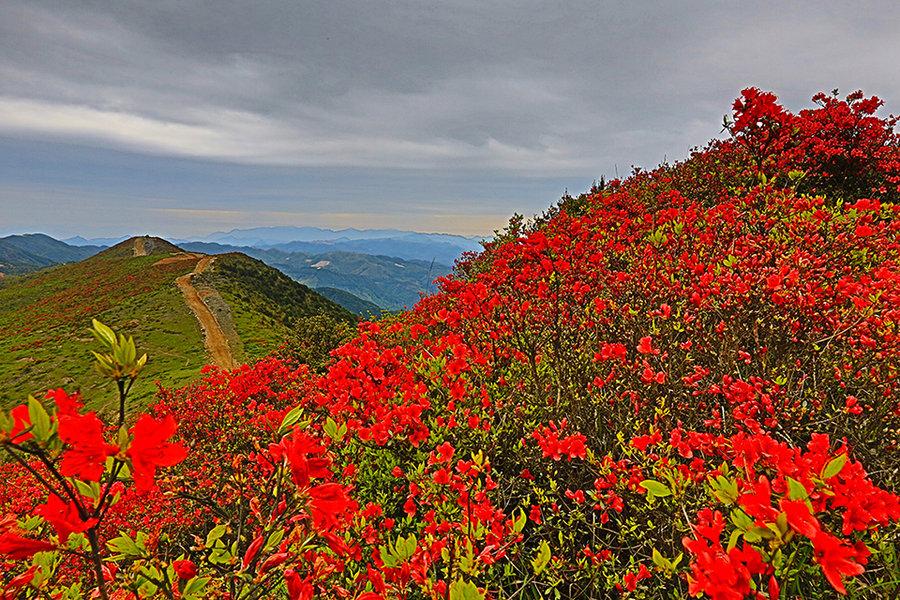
316;286;384;318
0;239;353;412
192;253;356;359
1;89;899;599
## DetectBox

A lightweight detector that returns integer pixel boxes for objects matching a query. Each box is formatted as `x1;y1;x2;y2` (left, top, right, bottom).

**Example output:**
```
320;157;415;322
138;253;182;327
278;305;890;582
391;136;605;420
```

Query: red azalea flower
127;414;187;492
780;498;820;538
242;534;264;571
58;411;118;482
0;532;56;559
636;336;659;355
284;568;313;600
45;388;83;417
812;531;865;594
35;494;96;542
738;476;780;523
5;564;39;591
308;483;352;531
8;405;32;444
172;559;197;580
271;430;331;487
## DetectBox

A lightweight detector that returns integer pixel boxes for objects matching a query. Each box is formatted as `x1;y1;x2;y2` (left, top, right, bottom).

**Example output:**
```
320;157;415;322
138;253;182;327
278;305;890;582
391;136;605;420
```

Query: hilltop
0;236;353;411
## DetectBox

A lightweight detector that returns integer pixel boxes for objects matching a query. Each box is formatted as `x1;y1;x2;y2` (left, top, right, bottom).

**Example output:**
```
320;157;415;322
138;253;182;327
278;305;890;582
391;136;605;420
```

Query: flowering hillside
2;89;899;598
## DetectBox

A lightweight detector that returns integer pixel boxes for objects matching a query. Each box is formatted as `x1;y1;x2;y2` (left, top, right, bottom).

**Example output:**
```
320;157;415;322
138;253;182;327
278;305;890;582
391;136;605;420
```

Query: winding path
175;257;236;370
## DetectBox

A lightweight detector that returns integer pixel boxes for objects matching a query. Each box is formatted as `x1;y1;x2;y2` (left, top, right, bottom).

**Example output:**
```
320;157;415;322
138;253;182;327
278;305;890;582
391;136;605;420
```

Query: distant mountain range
200;226;482;247
66;226;483;267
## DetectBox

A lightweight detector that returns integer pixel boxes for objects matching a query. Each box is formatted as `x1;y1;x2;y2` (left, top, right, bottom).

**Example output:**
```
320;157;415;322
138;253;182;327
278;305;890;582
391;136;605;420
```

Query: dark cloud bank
0;1;897;236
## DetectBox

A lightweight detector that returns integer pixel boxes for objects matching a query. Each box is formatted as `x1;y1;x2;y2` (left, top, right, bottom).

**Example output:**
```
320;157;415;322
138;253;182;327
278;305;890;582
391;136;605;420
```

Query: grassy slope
315;286;383;318
193;253;356;359
0;252;204;413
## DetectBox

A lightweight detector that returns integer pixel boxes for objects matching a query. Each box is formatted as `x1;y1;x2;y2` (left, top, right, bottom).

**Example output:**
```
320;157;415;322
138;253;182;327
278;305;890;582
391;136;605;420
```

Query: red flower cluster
2;87;899;598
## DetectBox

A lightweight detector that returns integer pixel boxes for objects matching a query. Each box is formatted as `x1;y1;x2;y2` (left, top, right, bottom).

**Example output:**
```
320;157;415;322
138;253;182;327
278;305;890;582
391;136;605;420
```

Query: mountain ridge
0;233;103;276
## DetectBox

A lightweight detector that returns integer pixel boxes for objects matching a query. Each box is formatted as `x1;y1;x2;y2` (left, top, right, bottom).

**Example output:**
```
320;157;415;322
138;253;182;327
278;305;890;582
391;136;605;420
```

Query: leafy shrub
2;88;899;598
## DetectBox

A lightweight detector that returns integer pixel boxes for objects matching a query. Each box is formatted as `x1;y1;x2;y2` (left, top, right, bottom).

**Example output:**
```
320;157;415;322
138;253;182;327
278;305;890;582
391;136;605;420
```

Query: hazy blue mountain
202;226;481;245
0;234;103;276
191;226;482;265
268;237;473;266
180;241;449;310
63;235;130;247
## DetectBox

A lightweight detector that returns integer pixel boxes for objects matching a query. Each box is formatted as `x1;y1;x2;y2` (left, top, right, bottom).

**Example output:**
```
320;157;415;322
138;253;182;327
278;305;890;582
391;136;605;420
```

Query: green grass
0;252;205;414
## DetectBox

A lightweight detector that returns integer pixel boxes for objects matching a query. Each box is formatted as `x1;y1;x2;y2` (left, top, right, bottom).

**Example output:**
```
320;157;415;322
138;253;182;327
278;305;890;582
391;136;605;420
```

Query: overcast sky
1;1;898;238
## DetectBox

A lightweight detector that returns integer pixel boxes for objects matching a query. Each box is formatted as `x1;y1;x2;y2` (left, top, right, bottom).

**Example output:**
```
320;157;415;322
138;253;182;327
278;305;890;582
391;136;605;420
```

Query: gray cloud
0;1;898;237
1;1;897;175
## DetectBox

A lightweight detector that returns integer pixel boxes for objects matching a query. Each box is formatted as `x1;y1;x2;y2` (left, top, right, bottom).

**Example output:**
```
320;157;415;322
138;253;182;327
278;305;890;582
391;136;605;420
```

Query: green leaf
182;577;210;599
264;528;285;552
278;406;304;435
91;319;117;347
74;480;101;501
512;508;527;533
652;548;673;571
205;524;227;547
730;509;753;530
449;579;484;600
640;479;672;498
27;395;51;440
107;534;144;558
727;529;742;551
393;533;416;561
323;417;343;441
531;540;551;575
786;477;809;501
0;410;11;434
822;454;848;480
379;544;397;568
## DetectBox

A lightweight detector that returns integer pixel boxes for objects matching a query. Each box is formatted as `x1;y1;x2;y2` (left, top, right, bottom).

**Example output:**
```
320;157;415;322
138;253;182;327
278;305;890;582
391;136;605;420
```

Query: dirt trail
133;237;147;256
175;257;236;369
153;252;203;267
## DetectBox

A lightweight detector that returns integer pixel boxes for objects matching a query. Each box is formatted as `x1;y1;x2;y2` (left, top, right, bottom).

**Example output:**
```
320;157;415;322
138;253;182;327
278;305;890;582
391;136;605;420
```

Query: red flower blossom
636;336;659;355
271;430;331;488
58;411;118;482
308;483;353;531
45;388;83;417
34;494;96;542
172;559;197;580
812;531;865;594
126;414;187;492
780;498;820;538
623;564;651;591
0;532;55;559
7;405;32;444
285;568;313;600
